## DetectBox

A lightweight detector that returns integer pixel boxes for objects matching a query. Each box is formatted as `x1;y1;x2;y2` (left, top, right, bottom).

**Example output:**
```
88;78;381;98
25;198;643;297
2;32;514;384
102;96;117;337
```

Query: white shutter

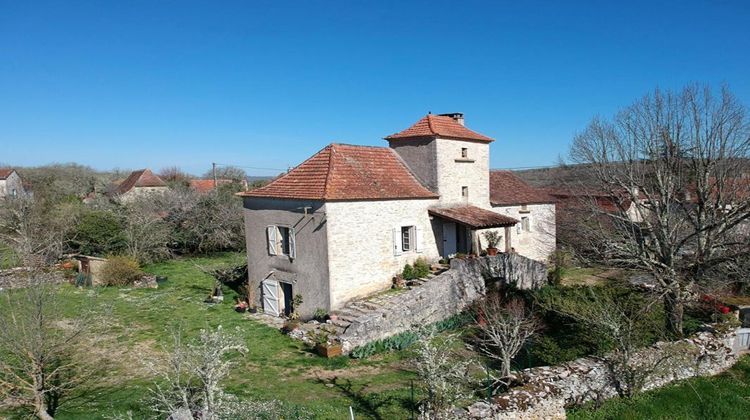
266;226;278;255
392;228;402;256
415;226;423;253
289;227;296;259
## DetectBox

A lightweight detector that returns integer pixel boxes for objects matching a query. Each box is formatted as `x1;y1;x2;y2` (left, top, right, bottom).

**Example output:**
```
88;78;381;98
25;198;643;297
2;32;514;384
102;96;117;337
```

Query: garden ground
2;253;748;419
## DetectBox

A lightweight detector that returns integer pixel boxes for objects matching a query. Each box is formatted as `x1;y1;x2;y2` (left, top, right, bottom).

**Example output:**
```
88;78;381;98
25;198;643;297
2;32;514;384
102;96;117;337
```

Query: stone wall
490;203;556;262
435;138;491;207
338;254;547;352
325;198;441;309
467;329;740;419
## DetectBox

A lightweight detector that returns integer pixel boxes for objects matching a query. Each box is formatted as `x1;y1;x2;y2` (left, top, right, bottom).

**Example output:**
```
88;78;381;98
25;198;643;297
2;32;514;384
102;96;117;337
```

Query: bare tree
569;84;750;336
0;274;105;419
121;197;172;263
539;284;674;398
473;295;539;379
202;166;246;182
412;328;474;420
0;196;74;267
148;326;246;420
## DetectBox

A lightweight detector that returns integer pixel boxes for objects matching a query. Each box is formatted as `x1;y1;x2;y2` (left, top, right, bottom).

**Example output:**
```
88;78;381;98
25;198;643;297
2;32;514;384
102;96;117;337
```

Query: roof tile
386;114;494;143
238;144;438;201
490;171;555;206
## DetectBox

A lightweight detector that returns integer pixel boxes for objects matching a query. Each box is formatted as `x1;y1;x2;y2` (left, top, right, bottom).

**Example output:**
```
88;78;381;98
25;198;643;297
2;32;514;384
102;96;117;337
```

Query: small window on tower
461;147;468;158
462;186;469;198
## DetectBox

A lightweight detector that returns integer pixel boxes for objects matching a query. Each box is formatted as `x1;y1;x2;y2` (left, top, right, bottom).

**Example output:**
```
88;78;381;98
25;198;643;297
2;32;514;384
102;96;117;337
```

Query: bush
402;258;430;280
100;256;144;286
70;210;126;257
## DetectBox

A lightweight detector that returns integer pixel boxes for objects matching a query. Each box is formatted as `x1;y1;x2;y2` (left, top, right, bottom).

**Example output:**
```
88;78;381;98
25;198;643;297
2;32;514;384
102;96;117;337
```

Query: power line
212;162;288;172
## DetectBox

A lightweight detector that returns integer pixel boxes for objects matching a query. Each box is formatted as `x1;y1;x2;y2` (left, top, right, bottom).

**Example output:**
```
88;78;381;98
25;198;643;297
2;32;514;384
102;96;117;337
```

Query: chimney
439;112;464;126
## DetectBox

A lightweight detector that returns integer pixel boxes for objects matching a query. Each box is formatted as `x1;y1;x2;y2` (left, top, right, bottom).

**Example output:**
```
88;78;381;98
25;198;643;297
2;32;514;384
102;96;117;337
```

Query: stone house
489;171;556;261
239;113;556;317
110;169;169;203
0;168;25;199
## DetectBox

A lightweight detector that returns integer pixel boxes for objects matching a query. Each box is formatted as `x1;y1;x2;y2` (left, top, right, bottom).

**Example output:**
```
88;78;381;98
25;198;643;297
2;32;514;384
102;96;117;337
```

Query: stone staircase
323;264;449;335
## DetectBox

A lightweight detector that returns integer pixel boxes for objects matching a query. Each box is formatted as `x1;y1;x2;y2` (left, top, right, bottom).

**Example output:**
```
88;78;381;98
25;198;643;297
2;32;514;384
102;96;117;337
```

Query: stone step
328;318;351;329
352;301;381;311
335;308;366;319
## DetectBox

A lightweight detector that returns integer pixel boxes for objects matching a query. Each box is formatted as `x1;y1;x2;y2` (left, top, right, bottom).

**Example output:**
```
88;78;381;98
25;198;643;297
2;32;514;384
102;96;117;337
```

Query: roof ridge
426;114;435;135
323;144;335;199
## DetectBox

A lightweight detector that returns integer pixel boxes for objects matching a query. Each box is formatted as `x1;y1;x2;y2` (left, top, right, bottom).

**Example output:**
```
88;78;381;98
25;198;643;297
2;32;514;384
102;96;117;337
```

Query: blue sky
1;1;749;176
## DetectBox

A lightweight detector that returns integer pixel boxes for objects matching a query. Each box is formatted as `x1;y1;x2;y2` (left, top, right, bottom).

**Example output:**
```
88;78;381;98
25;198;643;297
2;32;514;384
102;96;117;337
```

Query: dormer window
461;147;468;158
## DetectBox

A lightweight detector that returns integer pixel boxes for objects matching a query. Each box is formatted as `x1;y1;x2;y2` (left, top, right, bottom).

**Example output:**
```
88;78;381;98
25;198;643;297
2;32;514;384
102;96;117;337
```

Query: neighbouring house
109;169;169;203
0;168;25;199
189;178;248;193
239;113;556;317
489;171;556;261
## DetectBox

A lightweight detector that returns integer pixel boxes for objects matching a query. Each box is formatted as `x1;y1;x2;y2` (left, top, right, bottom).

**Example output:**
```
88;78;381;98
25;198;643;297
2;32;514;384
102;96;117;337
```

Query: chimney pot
439;112;464;126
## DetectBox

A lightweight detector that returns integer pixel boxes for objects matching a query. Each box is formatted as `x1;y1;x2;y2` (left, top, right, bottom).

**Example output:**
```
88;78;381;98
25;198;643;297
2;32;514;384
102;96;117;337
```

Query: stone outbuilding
110;168;169;203
239;113;556;317
0;168;25;199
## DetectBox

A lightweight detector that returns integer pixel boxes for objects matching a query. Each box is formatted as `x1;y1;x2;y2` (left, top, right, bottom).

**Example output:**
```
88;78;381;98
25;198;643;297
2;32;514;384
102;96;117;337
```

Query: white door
442;222;457;256
262;280;280;316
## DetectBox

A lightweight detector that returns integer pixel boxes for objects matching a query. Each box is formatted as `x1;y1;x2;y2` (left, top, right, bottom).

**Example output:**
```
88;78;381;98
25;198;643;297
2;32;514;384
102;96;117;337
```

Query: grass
4;253;421;419
569;355;750;420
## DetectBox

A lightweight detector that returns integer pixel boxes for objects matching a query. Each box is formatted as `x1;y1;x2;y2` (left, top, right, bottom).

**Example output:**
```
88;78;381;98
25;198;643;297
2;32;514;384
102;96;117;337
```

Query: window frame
401;226;414;252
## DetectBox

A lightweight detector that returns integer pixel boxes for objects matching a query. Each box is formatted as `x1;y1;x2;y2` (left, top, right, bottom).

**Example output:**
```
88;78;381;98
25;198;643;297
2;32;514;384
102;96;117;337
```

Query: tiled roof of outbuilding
0;168;15;180
429;205;518;228
490;170;555;206
113;169;168;195
238;144;439;201
385;114;494;143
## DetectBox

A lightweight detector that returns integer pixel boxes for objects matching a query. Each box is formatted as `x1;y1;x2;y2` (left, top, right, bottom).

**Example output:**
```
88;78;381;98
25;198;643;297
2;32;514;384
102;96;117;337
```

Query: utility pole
212;162;217;188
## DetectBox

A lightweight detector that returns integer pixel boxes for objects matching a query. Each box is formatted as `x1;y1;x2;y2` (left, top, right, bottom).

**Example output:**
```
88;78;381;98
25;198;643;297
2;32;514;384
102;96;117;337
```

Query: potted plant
309;328;343;358
234;301;249;313
483;231;502;256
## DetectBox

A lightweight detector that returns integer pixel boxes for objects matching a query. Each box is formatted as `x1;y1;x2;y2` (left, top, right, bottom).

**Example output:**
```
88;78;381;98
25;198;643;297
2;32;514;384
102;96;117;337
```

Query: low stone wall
467;329;740;419
0;268;65;290
339;254;547;352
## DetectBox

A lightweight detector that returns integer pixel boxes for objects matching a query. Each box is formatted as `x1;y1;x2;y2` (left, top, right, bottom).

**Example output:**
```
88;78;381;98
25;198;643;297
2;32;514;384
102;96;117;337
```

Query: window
462;186;468;198
266;225;296;258
461;147;468;158
10;189;17;197
401;226;413;251
393;226;421;255
521;217;530;232
520;204;529;212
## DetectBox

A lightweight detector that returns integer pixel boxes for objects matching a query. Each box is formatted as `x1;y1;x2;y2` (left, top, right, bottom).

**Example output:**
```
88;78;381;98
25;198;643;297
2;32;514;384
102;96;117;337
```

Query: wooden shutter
415;226;423;253
289;227;296;259
266;226;277;255
392;228;402;256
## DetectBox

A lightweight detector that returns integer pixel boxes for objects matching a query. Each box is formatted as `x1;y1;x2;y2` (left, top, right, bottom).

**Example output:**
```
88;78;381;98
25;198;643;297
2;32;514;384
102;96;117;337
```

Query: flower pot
316;343;343;358
486;247;498;256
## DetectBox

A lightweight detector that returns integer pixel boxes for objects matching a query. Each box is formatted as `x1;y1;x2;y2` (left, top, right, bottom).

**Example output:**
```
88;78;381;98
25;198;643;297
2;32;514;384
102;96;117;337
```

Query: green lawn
569;355;750;420
14;253;419;419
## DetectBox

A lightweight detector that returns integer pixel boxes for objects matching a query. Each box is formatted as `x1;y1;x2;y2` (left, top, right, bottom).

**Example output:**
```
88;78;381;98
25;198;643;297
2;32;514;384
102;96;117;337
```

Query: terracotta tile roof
113;169;168;195
238;144;439;201
189;179;234;193
490;171;555;206
0;168;16;180
429;205;518;229
385;114;494;143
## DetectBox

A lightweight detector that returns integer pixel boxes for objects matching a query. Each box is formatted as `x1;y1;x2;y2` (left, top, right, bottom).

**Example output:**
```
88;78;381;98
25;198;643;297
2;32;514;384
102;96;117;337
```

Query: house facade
240;114;556;317
0;169;24;199
110;169;169;203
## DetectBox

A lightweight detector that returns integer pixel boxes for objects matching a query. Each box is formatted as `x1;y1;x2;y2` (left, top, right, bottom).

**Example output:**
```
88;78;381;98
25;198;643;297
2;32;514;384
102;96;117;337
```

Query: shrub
100;256;144;286
402;258;430;280
70;210;126;257
313;308;328;322
402;264;414;280
413;257;430;278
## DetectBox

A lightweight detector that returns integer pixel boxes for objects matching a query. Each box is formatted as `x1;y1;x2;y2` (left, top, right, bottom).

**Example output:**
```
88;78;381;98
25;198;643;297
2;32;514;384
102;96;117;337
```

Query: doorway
279;282;293;316
442;222;457;256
